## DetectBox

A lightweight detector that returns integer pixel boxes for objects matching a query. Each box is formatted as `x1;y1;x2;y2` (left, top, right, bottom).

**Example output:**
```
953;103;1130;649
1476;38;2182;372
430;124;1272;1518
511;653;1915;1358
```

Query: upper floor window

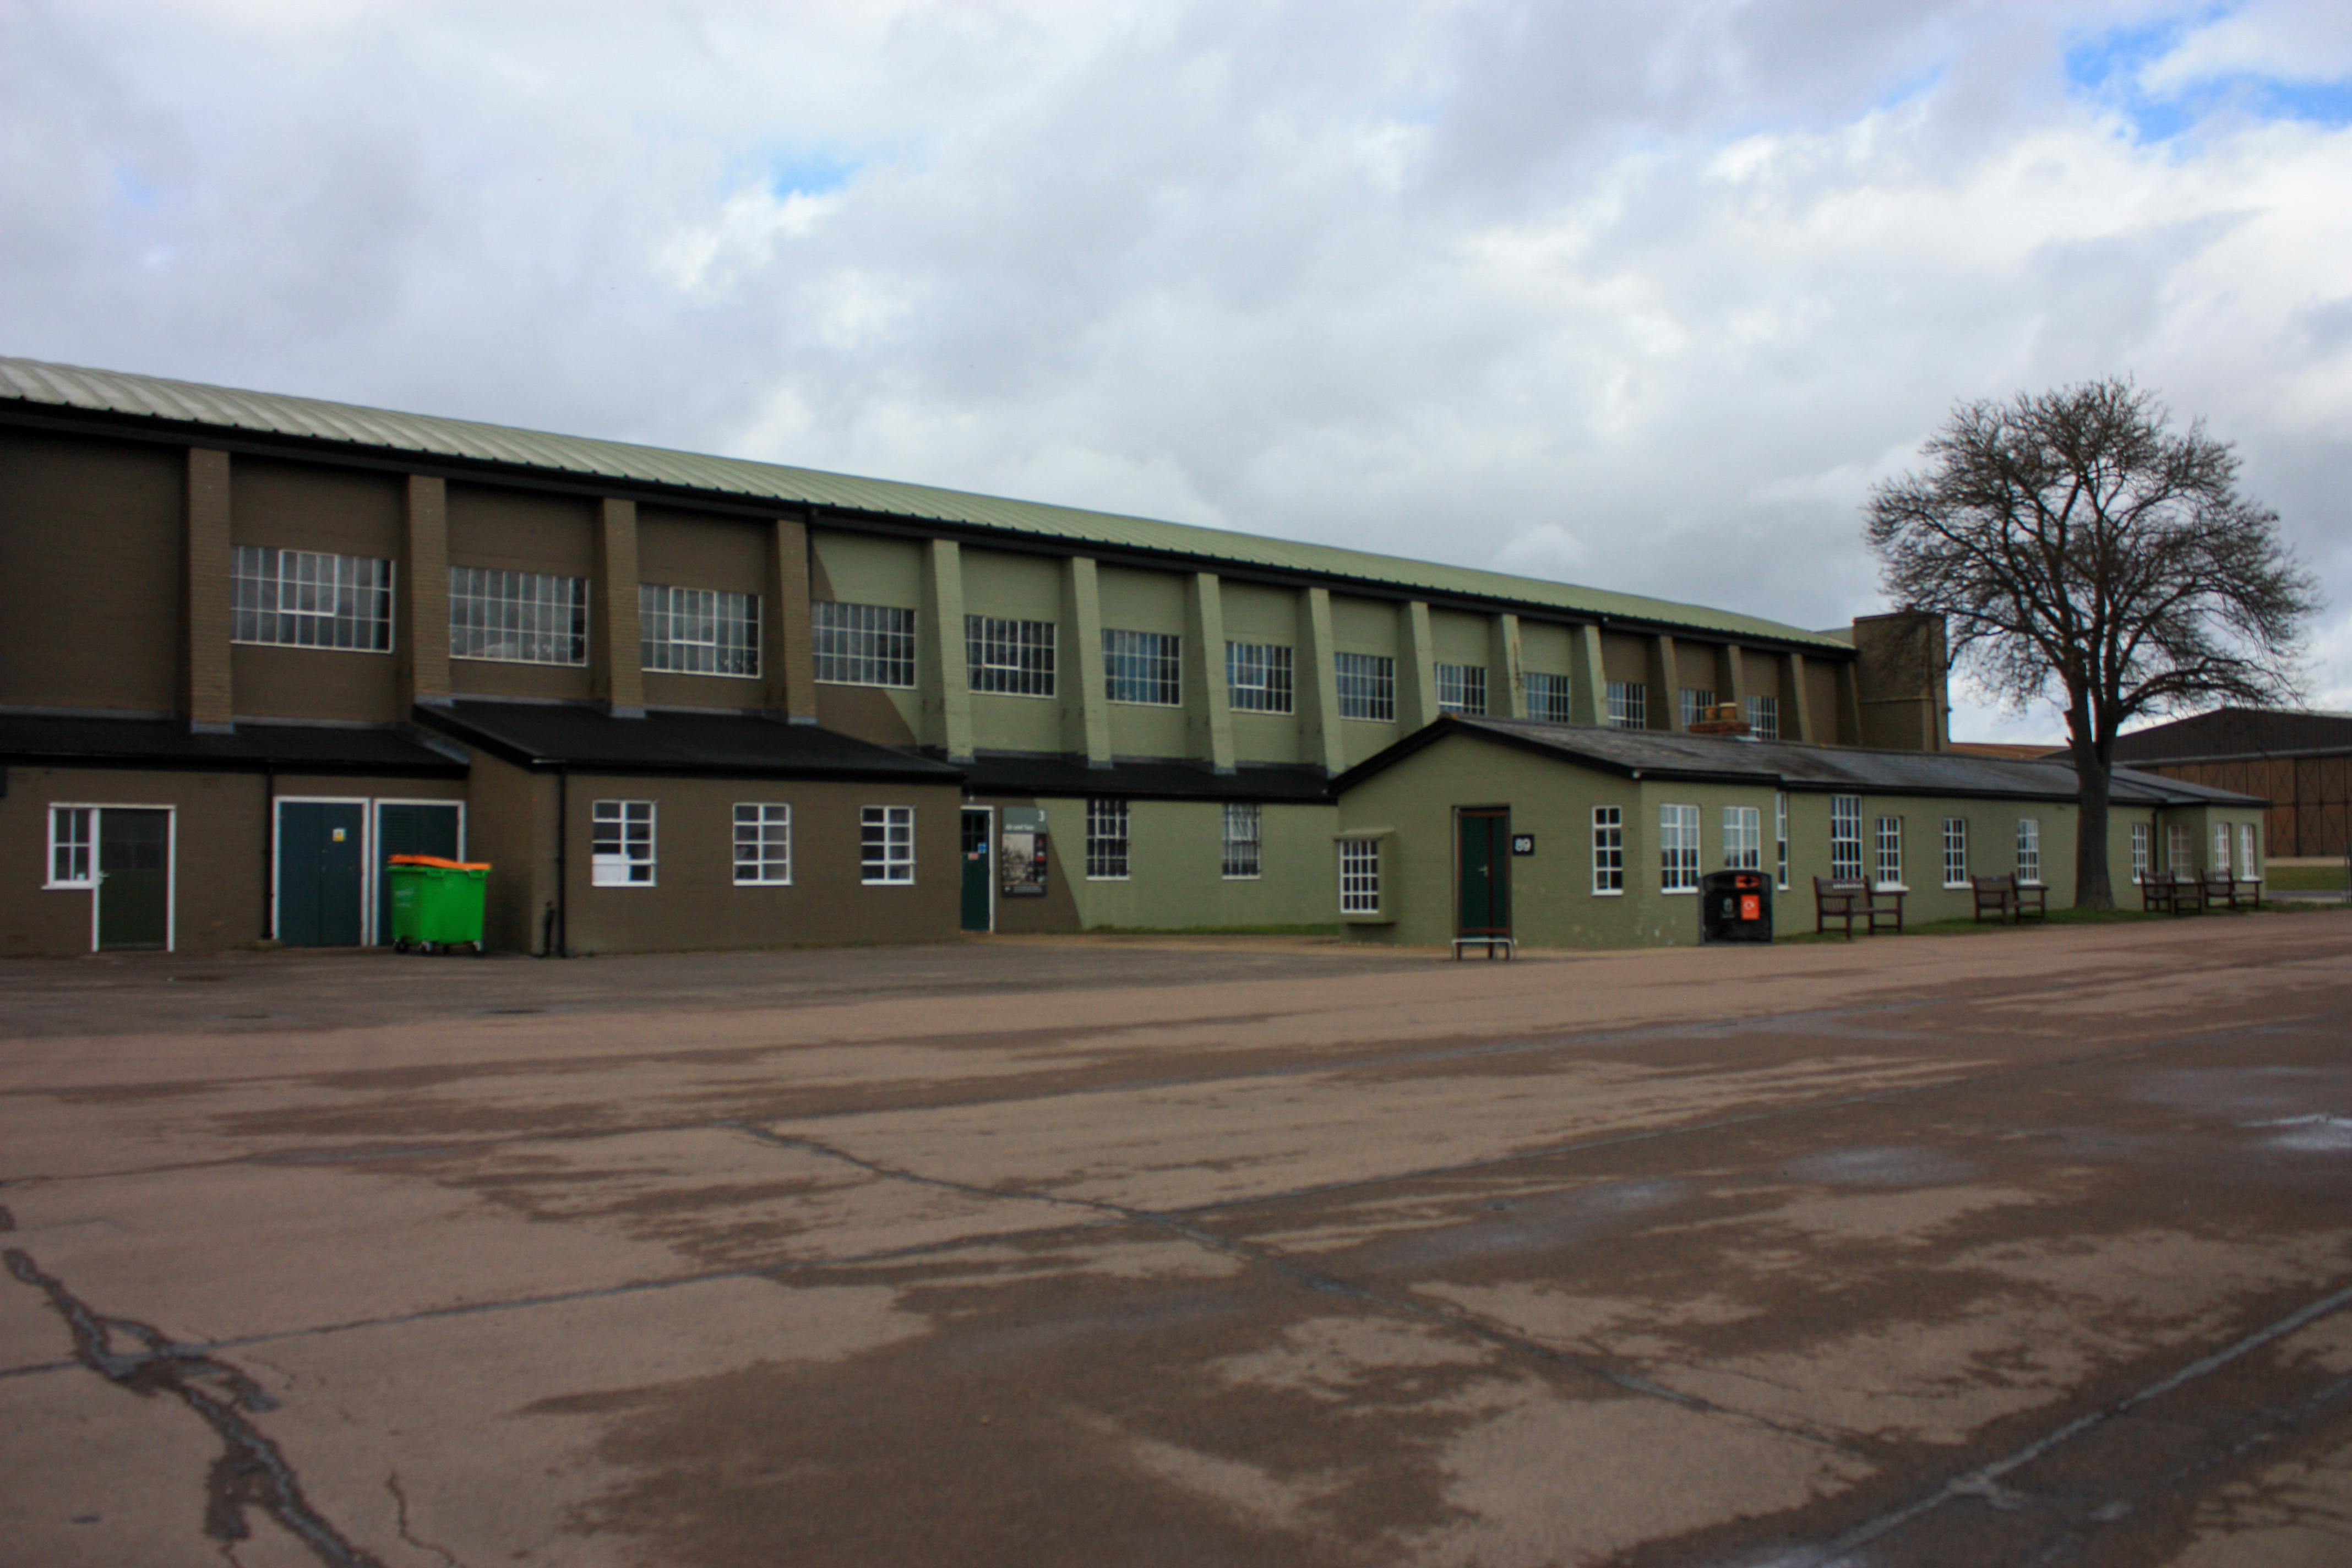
643;584;759;677
232;546;392;652
1336;652;1395;722
813;601;913;687
966;616;1055;697
1527;672;1574;723
1103;629;1180;706
1605;681;1647;730
450;567;586;666
1678;687;1717;728
1436;663;1487;716
1226;643;1294;714
1745;695;1780;739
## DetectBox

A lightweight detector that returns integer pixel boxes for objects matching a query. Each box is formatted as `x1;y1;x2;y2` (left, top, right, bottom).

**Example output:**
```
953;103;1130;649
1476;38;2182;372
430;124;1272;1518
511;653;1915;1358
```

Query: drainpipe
552;763;569;957
261;767;276;940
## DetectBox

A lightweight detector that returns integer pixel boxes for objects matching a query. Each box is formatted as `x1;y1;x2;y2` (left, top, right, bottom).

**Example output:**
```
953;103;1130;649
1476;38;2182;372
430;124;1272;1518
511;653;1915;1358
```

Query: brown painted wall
971;796;1083;935
464;752;559;954
229;456;406;720
1;767;265;955
0;428;183;712
232;643;404;721
445;482;598;704
639;506;770;710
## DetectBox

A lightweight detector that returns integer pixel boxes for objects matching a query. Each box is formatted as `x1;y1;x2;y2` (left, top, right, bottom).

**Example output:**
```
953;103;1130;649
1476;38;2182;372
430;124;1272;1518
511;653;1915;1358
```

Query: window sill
1590;889;1624;898
861;877;916;887
816;677;916;690
43;880;96;891
1660;888;1697;896
643;668;763;680
455;653;589;668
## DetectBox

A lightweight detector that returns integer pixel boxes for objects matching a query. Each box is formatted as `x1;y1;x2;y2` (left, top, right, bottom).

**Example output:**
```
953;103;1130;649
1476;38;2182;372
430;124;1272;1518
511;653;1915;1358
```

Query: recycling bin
386;854;492;954
1700;869;1773;944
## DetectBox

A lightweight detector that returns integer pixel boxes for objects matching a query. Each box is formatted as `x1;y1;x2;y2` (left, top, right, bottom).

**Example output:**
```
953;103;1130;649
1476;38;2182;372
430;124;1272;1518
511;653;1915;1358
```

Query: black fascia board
410;704;963;785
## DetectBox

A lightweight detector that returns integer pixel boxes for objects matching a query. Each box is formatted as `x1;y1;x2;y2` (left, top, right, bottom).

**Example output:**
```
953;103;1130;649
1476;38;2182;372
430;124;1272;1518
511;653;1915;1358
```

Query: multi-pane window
1436;663;1487;716
1660;804;1701;892
861;806;914;884
733;804;791;885
2212;825;2232;875
1103;629;1180;706
591;800;656;886
2167;823;2194;873
1723;805;1761;871
1831;796;1863;881
1775;794;1790;890
966;616;1055;696
1335;652;1395;721
1745;695;1780;739
1945;818;1970;887
47;807;94;887
1087;798;1131;879
1606;681;1648;730
2017;818;2042;884
1527;672;1574;723
643;584;760;677
1592;806;1624;894
450;568;586;665
1338;839;1381;914
232;546;393;651
2241;823;2259;878
1875;816;1904;889
1222;803;1262;879
1226;643;1294;714
1679;688;1717;728
2130;822;2149;884
814;601;914;687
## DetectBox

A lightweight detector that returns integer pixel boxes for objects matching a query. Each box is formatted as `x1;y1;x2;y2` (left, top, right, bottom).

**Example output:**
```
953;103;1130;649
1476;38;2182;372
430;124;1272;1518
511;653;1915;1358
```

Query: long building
0;356;2246;956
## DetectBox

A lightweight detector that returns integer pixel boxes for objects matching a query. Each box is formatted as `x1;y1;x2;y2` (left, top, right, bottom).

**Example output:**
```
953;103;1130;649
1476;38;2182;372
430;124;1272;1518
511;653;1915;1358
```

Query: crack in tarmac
1;1248;387;1568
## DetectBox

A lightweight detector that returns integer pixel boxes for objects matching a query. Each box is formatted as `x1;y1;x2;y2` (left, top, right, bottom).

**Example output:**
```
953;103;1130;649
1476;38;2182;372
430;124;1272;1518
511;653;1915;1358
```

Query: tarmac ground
4;914;2351;1567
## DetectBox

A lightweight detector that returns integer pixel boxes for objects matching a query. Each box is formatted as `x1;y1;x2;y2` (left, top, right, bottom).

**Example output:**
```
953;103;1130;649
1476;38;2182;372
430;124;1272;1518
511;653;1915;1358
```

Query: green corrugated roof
0;355;1852;651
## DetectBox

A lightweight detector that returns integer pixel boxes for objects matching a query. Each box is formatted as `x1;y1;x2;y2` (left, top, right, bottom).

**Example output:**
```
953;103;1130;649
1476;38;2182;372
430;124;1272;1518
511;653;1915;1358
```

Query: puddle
2249;1114;2352;1152
1780;1145;1981;1187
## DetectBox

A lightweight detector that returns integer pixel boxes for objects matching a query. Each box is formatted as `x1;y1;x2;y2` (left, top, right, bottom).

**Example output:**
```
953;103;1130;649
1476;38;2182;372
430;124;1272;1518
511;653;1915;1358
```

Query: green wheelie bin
385;855;492;954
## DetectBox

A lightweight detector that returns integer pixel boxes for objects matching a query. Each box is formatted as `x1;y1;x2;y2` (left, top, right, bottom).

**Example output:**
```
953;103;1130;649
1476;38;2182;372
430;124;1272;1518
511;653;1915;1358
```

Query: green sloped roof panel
0;355;1852;650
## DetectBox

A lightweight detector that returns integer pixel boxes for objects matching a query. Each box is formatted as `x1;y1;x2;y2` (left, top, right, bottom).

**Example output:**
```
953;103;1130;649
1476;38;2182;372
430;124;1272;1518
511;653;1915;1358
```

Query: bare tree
1866;378;2320;907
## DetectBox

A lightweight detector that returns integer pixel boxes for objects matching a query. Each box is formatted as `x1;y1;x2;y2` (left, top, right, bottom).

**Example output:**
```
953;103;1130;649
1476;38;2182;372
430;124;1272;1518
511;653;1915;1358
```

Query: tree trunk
2073;745;2115;909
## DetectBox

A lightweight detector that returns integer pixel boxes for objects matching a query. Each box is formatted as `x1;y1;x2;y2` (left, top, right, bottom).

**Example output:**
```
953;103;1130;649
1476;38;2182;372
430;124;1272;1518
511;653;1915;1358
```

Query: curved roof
1;355;1851;650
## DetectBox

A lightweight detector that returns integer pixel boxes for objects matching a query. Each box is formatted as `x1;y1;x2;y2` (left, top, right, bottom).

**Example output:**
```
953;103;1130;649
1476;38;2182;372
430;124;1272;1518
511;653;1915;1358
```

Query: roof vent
1687;701;1751;738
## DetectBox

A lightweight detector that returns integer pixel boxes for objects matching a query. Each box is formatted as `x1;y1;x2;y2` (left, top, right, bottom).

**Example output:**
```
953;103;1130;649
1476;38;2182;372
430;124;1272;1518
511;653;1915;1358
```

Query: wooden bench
1814;877;1903;938
2202;870;2263;910
1451;935;1516;960
2141;870;2206;914
1971;874;2047;924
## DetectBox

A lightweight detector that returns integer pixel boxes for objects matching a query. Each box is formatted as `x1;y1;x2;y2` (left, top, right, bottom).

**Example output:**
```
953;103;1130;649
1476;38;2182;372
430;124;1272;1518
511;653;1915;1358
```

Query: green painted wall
1037;797;1339;929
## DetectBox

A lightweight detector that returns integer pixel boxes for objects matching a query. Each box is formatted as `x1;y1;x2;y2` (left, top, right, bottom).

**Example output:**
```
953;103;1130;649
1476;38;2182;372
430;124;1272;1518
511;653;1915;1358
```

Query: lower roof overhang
413;700;966;785
0;711;469;777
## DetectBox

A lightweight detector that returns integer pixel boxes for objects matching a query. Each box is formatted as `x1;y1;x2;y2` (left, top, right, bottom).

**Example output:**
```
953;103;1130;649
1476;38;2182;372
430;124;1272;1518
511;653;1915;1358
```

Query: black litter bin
1701;869;1773;944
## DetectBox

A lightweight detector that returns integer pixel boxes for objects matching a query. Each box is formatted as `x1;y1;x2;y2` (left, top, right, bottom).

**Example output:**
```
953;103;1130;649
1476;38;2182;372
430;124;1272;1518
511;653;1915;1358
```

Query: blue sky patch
2067;11;2352;140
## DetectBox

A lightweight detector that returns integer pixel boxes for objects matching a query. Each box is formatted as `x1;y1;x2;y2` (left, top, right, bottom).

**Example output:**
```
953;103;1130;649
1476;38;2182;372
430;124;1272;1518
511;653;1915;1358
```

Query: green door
375;803;462;945
1456;809;1511;939
960;808;993;932
279;801;366;946
97;809;171;951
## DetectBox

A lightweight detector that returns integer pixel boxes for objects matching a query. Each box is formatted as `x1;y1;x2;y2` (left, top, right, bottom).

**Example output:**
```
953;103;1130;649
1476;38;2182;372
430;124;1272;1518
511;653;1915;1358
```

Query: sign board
1511;834;1536;856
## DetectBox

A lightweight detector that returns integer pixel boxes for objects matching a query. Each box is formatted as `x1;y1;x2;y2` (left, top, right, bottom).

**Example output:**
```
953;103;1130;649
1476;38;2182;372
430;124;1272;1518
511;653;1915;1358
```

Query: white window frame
2130;821;2149;884
2241;822;2259;879
2017;818;2042;885
450;567;587;666
1435;663;1488;716
643;582;761;677
1226;643;1294;715
1660;803;1700;893
813;601;913;687
232;545;394;652
1945;818;1970;889
46;802;177;952
1339;838;1381;915
733;803;792;886
1592;805;1624;895
1831;796;1863;881
1774;793;1789;891
1678;688;1717;729
1221;803;1262;880
966;616;1056;697
1086;798;1130;880
1723;805;1761;872
1745;695;1780;740
1335;652;1395;722
1527;672;1574;723
1103;629;1182;706
2212;824;2232;875
1875;815;1904;891
592;800;657;886
1606;682;1648;730
861;805;916;885
2167;822;2194;874
46;806;95;889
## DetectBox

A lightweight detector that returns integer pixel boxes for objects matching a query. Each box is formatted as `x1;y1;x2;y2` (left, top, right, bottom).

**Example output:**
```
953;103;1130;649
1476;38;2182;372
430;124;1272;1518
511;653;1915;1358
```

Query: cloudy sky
7;0;2349;739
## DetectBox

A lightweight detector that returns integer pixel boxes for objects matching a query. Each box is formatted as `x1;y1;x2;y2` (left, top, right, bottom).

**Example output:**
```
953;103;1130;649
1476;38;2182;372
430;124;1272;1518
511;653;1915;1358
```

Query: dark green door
279;801;366;946
375;803;462;945
960;808;993;932
1456;809;1511;939
97;809;170;951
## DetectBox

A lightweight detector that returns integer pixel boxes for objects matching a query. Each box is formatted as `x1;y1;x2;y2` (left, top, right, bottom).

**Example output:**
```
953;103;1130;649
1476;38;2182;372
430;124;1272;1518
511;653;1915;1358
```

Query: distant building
2110;709;2352;858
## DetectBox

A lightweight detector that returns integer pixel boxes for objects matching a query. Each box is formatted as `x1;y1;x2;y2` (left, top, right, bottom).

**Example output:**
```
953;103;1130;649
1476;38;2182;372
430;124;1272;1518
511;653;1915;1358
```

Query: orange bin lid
388;854;492;870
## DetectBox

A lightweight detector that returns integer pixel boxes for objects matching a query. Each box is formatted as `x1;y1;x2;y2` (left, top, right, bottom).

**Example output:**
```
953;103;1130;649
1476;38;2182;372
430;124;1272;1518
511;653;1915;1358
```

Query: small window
1660;803;1700;892
1222;803;1262;879
1087;798;1130;879
1745;695;1779;739
1831;796;1863;881
814;601;913;687
1527;672;1574;724
734;803;791;885
2167;822;2193;874
1592;805;1624;895
861;805;914;884
1606;682;1647;730
2212;824;2231;875
47;807;94;888
1226;643;1294;714
2130;822;2149;884
1723;805;1761;872
643;583;760;677
232;546;393;651
450;567;587;665
1103;629;1180;706
1338;838;1381;914
1335;652;1396;722
591;801;656;886
1945;818;1970;888
1875;816;1903;890
2241;823;2259;878
1774;793;1789;890
1436;663;1487;716
1678;688;1717;729
2017;818;2042;884
966;616;1055;697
